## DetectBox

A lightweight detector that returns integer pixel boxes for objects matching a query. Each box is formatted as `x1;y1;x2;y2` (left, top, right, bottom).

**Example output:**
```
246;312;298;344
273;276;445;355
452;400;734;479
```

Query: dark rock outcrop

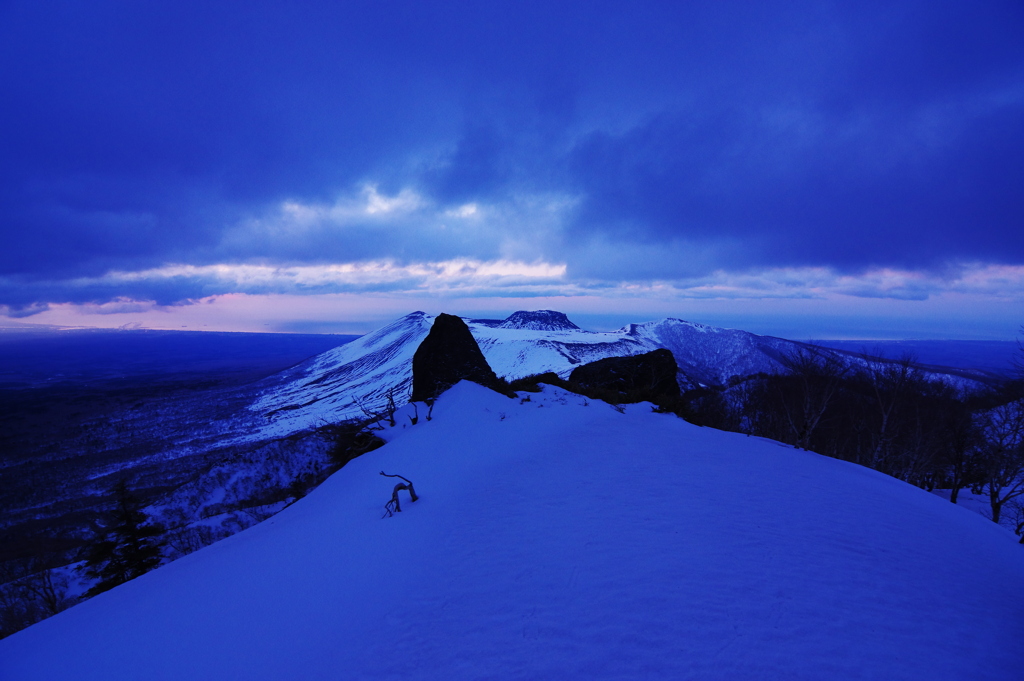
569;349;680;398
411;313;505;401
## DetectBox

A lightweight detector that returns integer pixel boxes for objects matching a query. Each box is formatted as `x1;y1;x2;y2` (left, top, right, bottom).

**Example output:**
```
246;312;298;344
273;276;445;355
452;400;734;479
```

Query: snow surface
3;382;1022;680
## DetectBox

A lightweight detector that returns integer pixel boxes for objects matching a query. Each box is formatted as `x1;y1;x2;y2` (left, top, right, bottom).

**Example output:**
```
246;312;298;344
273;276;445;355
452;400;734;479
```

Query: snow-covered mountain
620;318;804;386
249;312;434;439
249;310;806;440
4;382;1022;680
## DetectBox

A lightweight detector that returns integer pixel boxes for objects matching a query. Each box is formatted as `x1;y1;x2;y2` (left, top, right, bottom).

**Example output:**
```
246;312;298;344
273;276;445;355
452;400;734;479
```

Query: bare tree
776;350;849;450
353;386;402;430
164;523;221;558
0;558;75;639
1007;498;1024;544
859;355;919;471
939;397;977;504
382;387;398;427
975;398;1024;524
319;419;386;470
353;399;386;430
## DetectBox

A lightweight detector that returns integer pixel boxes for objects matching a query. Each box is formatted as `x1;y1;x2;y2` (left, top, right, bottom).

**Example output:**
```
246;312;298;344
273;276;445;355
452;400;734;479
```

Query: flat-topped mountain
496;309;582;331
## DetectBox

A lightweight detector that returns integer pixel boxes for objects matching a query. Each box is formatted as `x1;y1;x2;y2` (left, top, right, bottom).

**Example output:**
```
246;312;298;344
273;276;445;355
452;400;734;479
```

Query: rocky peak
411;313;505;401
498;310;581;331
568;348;680;398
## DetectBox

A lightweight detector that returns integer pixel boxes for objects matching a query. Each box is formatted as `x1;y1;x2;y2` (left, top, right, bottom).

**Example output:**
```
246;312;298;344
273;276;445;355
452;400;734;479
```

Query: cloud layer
1;1;1022;333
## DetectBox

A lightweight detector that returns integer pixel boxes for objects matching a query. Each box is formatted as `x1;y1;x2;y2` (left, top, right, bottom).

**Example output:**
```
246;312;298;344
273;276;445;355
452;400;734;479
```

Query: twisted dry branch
380;471;419;518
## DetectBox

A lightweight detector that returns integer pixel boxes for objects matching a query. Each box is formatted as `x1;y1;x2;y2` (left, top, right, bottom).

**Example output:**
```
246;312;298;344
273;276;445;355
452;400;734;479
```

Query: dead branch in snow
380;471;419;518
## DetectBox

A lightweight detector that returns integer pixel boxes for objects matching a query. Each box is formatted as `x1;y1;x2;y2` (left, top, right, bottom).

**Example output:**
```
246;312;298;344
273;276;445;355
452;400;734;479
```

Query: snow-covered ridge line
243;310;819;441
244;309;993;444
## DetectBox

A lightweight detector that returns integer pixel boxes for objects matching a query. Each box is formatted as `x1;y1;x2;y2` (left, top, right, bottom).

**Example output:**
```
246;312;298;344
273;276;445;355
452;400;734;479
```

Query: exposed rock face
498;310;581;331
569;349;681;398
411;313;504;401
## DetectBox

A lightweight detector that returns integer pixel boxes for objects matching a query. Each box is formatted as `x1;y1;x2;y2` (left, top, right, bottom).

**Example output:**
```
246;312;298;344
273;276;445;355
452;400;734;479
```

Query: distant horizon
1;305;1020;343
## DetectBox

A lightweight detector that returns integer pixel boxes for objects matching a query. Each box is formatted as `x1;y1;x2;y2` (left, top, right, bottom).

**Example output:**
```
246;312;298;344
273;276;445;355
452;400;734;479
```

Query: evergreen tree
80;480;164;597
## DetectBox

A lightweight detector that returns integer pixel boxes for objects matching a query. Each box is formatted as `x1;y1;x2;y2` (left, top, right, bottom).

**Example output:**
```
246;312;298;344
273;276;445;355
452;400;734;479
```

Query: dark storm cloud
566;95;1024;274
1;0;1022;307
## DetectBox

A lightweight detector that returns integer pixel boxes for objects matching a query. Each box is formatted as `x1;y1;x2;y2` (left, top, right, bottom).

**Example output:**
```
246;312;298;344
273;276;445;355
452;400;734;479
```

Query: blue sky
1;1;1022;337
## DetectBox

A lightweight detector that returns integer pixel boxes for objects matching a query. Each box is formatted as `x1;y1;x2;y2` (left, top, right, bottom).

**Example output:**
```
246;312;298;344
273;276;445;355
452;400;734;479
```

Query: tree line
676;349;1024;534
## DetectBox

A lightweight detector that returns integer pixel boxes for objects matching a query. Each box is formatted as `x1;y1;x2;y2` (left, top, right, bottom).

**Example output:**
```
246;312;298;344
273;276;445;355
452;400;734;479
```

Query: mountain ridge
247;309;991;442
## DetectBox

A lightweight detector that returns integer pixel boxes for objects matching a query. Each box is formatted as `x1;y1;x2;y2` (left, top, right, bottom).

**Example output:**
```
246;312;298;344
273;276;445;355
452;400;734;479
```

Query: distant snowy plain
3;382;1022;680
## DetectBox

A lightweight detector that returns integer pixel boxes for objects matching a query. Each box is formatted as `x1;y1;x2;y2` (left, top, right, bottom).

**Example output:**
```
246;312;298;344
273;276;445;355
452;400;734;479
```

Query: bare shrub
0;558;76;639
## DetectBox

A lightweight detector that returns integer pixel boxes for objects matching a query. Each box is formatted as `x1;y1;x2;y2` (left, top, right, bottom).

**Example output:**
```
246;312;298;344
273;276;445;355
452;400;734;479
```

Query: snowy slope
250;311;435;438
3;382;1022;680
624;318;798;386
472;324;647;381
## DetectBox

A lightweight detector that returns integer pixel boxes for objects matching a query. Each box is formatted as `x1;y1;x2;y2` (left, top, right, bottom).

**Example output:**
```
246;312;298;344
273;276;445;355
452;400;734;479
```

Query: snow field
2;382;1023;680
